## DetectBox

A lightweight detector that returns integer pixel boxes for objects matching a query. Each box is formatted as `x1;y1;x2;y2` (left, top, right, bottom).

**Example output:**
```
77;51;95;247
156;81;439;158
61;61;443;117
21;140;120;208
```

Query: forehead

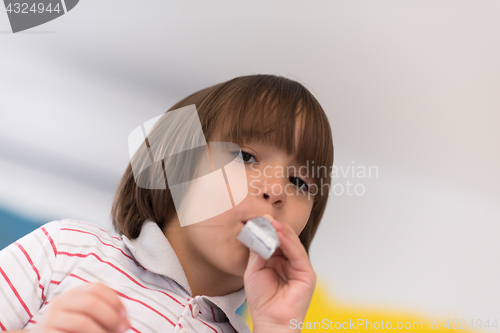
260;113;307;160
221;120;305;162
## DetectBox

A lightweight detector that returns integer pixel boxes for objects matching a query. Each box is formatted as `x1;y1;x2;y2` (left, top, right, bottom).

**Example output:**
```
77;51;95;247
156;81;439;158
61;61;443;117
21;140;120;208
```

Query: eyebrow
240;142;310;171
289;160;305;169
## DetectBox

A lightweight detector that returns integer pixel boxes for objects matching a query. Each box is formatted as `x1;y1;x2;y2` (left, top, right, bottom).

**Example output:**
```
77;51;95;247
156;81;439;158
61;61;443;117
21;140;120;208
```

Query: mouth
241;216;262;225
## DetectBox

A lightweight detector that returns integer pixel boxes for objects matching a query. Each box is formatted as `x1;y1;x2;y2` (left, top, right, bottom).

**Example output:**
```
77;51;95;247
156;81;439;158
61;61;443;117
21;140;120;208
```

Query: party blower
238;216;280;260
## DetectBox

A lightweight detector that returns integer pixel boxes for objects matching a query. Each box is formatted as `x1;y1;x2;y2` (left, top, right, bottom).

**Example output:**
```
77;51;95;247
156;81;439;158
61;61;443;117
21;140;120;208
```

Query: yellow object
243;280;473;332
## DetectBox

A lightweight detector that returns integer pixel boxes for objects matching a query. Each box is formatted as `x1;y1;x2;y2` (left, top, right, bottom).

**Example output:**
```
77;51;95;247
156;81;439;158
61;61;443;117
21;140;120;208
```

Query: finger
270;247;284;258
244;247;268;279
270;219;313;276
262;214;285;258
264;214;308;263
51;311;108;333
58;293;128;333
89;283;130;331
266;255;288;281
262;214;275;225
87;283;126;314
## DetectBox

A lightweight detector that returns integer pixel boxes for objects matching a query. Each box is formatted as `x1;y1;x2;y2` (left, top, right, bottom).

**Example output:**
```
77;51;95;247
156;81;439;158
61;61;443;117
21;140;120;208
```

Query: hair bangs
200;75;333;184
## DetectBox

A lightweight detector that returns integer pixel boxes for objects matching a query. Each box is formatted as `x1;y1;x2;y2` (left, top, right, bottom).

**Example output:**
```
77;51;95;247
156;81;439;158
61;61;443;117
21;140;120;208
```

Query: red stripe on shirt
41;227;57;257
200;320;219;333
58;251;183;306
211;306;217;322
68;220;121;241
68;273;89;283
0;267;33;318
68;273;176;327
60;228;142;268
116;289;176;327
0;321;7;331
14;242;46;300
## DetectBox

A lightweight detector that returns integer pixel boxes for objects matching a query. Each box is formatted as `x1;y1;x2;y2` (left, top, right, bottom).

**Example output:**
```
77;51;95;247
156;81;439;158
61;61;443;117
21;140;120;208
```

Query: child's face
165;140;315;279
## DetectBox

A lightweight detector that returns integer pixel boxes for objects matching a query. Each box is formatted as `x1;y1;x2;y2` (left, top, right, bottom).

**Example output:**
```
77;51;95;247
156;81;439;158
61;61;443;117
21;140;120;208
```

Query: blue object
0;206;44;250
236;300;248;317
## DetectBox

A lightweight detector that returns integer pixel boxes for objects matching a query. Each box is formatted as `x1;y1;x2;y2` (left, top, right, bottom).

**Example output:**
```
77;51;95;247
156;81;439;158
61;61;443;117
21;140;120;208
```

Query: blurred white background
1;0;499;325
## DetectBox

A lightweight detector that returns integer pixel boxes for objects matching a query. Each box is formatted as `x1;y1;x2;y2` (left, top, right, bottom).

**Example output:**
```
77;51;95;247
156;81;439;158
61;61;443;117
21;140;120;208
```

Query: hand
244;215;316;333
33;283;131;333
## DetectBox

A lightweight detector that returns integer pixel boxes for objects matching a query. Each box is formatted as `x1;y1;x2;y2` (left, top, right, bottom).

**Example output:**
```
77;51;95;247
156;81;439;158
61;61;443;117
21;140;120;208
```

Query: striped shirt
0;219;251;333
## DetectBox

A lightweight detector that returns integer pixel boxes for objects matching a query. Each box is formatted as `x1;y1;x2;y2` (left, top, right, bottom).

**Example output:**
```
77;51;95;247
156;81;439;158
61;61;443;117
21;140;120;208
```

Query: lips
242;216;262;225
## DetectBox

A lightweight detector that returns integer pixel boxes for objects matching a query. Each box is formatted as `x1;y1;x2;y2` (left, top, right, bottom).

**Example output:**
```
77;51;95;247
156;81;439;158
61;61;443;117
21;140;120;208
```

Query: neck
163;219;244;297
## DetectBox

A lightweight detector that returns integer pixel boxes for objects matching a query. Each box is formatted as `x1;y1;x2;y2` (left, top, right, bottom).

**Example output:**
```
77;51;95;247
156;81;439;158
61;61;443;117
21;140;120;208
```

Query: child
0;75;334;332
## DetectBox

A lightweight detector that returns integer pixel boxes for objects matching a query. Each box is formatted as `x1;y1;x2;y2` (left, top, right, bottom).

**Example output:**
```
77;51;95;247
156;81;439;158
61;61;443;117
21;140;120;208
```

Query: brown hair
111;74;334;253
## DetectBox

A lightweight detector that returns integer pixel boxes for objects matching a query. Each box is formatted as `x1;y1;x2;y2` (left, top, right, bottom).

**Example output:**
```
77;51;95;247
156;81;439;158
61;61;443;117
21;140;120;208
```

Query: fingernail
117;323;128;333
270;219;281;230
120;308;127;318
263;214;274;222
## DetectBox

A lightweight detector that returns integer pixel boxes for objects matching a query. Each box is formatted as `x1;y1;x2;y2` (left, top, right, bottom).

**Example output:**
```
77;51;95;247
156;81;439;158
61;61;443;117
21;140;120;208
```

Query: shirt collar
122;220;250;332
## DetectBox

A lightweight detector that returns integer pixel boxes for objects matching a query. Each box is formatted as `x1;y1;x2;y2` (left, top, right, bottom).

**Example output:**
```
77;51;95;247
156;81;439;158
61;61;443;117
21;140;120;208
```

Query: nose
259;173;287;207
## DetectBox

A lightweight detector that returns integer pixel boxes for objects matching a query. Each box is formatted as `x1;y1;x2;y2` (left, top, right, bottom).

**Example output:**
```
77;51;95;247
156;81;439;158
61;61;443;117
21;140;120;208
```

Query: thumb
244;248;267;278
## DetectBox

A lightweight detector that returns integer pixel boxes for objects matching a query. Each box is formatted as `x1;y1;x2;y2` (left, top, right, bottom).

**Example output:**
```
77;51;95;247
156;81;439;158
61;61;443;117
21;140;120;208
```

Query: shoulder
14;219;124;256
30;219;121;243
54;219;124;247
57;219;121;237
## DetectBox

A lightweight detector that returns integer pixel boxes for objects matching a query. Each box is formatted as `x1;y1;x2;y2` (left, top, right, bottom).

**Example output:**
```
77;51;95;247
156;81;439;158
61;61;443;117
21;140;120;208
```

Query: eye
239;150;259;164
289;176;310;193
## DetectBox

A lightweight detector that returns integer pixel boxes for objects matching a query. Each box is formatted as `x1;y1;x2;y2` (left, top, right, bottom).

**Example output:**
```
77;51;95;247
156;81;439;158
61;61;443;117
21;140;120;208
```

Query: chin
226;248;250;277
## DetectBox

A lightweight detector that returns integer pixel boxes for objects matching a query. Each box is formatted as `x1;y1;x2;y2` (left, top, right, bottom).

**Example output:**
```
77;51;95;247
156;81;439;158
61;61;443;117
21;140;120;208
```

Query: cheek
293;213;310;236
288;198;314;236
